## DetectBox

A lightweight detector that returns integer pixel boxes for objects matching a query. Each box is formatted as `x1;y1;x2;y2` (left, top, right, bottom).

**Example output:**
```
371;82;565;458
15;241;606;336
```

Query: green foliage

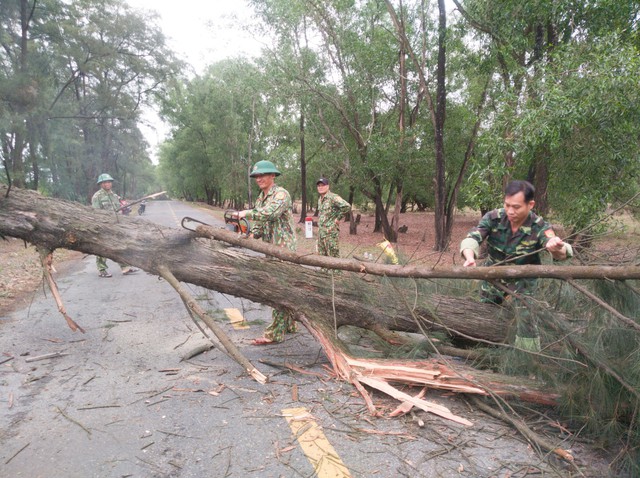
461;0;640;231
505;280;640;474
158;58;284;205
0;0;180;201
339;272;640;471
403;274;640;472
512;37;640;229
3;0;638;230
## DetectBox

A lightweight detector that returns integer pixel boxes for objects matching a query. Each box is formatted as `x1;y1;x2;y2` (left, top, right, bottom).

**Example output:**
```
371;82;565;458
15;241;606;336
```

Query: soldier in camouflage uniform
236;161;297;345
316;178;351;258
460;180;572;350
91;173;138;278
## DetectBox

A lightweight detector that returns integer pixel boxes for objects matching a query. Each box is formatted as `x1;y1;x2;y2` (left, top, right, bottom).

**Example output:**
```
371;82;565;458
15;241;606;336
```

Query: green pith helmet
96;173;115;184
250;160;281;177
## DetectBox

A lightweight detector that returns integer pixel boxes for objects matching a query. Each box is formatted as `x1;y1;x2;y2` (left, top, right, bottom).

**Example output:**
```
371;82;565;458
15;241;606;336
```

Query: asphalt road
0;200;591;477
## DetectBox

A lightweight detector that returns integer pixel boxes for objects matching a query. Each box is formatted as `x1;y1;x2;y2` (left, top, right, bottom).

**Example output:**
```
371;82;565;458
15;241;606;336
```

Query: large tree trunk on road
2;185;638;416
0;185;513;343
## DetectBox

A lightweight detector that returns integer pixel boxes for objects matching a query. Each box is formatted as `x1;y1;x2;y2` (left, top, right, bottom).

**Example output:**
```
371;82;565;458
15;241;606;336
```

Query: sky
124;0;266;161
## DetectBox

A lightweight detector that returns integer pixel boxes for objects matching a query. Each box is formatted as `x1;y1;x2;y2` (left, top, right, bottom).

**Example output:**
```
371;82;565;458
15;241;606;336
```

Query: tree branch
566;278;640;332
156;265;267;384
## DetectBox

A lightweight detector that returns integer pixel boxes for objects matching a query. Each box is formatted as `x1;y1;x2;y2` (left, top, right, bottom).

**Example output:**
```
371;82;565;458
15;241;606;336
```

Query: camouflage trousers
96;256;128;272
480;279;540;351
479;277;537;305
264;308;297;343
317;231;340;258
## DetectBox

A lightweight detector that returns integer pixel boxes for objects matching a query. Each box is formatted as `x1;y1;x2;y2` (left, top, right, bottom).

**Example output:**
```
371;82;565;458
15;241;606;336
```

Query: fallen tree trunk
0;186;618;413
0;185;511;343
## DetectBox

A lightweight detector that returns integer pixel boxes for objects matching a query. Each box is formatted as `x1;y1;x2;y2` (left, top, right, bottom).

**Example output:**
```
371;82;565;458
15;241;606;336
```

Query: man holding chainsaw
235;161;297;345
91;173;138;278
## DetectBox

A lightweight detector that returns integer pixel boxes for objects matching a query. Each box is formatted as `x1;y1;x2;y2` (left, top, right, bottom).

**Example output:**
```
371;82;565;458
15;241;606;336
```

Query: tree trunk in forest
372;179;396;242
298;111;308;224
528;153;549;216
432;0;448;252
7;0;33;189
348;186;358;235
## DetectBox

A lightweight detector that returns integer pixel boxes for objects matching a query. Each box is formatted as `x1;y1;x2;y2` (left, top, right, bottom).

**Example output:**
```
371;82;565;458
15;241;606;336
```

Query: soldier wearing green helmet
91;173;138;278
235;160;297;345
249;160;281;177
96;173;115;184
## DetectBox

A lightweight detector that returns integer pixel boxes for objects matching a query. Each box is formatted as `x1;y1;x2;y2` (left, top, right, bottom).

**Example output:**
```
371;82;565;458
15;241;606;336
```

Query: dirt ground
0;240;80;314
334;211;479;266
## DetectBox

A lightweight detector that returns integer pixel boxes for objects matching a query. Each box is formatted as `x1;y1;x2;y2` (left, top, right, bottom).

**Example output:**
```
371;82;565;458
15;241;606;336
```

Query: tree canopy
1;0;181;201
155;0;640;246
3;0;639;235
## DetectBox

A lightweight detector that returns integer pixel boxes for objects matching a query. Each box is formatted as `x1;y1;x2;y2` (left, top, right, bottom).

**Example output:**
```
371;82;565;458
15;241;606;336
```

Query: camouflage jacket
317;192;351;237
248;184;297;251
91;188;121;212
460;208;571;266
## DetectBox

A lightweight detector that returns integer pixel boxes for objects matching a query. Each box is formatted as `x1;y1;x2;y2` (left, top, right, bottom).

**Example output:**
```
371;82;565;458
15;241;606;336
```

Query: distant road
136;199;225;229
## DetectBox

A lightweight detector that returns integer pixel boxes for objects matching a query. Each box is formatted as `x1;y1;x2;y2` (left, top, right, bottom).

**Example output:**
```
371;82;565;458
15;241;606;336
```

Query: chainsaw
224;210;251;235
181;211;251;237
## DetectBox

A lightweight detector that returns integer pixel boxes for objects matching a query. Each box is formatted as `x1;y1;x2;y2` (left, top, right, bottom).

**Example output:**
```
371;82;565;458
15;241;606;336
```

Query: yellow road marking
282;407;351;478
224;308;249;329
167;202;180;227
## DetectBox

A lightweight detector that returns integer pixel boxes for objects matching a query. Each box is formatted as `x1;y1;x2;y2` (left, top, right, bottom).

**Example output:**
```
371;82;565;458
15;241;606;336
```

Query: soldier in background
91;173;138;278
316;177;351;258
460;180;572;350
235;161;297;345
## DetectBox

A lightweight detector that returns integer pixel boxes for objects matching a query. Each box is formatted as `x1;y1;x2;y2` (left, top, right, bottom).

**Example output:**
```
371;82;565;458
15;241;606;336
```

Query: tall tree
457;0;640;230
1;0;179;201
252;0;405;241
384;0;490;249
0;0;42;188
159;59;277;207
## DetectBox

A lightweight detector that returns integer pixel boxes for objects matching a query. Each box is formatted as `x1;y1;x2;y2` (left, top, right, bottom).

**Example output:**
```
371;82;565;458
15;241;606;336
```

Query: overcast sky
127;0;263;72
124;0;266;159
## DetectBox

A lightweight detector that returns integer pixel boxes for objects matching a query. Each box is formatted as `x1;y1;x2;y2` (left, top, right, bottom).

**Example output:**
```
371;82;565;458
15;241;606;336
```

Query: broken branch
469;396;576;465
38;249;85;333
566;278;640;331
157;265;267;384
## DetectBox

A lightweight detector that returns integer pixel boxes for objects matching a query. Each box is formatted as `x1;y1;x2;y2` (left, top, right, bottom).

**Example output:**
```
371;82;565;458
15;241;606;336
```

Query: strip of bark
25;352;69;363
357;375;473;426
389;388;427;417
180;344;214;362
55;406;91;436
4;443;30;465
